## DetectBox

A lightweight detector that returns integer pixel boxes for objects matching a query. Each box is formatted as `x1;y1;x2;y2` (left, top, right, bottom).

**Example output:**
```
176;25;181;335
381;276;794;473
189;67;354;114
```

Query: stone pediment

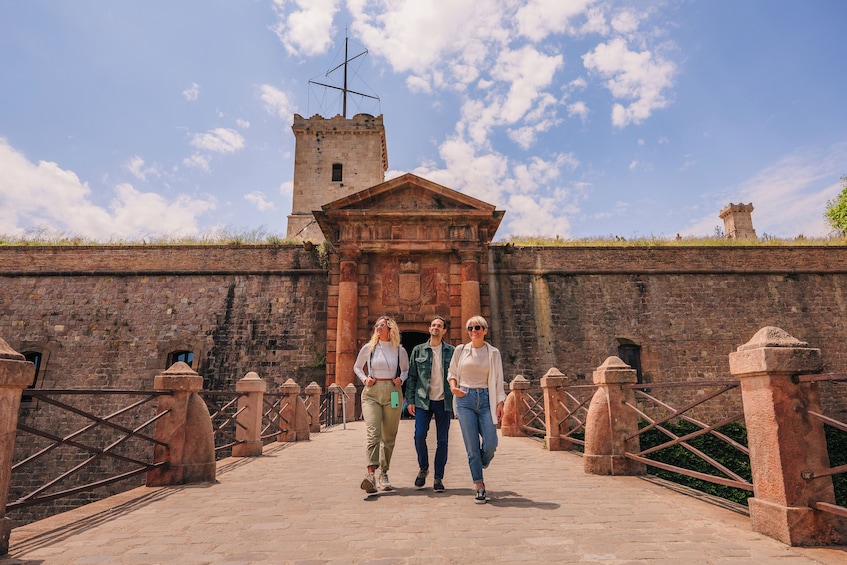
318;173;495;213
313;173;504;250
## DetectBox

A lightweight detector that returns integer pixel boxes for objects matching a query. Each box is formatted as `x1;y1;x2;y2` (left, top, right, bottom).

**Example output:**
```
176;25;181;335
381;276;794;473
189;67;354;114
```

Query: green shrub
637;420;752;505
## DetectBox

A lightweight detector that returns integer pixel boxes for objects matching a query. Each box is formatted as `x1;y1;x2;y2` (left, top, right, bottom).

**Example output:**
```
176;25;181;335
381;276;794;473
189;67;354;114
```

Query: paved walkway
3;420;847;564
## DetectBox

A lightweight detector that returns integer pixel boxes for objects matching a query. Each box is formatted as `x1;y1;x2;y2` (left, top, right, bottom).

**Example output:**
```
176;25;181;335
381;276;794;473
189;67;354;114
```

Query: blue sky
1;0;846;242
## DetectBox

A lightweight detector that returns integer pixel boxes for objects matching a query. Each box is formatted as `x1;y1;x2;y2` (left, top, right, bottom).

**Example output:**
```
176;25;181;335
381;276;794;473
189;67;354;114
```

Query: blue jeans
455;388;498;483
413;399;451;479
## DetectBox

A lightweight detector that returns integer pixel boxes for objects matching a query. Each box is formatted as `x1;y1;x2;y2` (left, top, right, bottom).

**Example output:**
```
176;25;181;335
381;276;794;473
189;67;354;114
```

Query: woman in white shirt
353;316;409;493
447;315;506;503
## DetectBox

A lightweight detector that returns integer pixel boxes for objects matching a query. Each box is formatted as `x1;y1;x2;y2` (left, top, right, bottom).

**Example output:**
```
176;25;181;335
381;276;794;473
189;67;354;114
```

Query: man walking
406;315;455;491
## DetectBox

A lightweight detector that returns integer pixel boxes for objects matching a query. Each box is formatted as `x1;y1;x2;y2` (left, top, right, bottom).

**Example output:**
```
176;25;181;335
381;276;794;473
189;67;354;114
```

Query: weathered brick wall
1;244;327;525
4;242;847;525
487;245;847;423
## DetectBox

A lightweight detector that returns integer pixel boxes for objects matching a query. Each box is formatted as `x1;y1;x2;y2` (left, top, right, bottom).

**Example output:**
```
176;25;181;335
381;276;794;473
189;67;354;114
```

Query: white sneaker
360;473;377;494
379;471;393;491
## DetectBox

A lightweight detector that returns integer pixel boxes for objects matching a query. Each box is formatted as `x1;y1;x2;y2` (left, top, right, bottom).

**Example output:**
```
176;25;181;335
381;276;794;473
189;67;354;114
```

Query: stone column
304;381;322;433
335;249;360;387
583;357;645;476
502;375;529;436
541;368;571;451
278;378;309;442
459;249;481;332
0;339;35;556
232;372;266;457
147;362;216;487
729;326;846;546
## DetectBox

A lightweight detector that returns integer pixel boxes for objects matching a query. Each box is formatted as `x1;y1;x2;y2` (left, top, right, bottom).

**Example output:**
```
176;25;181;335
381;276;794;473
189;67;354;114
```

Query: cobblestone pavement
3;419;847;564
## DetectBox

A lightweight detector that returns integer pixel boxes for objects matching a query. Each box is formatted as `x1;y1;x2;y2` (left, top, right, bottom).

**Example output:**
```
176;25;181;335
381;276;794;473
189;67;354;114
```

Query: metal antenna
309;32;379;118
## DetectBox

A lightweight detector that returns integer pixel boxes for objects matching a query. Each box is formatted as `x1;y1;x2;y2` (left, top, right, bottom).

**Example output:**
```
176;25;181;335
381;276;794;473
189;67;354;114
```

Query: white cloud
190;128;245;153
349;0;508;85
567;101;589;122
183;153;211;172
582;37;676;127
236;119;250;129
182;82;200;101
516;0;598;42
260;85;296;120
245;191;276;211
0;138;215;239
271;0;339;57
279;181;293;196
127;156;160;181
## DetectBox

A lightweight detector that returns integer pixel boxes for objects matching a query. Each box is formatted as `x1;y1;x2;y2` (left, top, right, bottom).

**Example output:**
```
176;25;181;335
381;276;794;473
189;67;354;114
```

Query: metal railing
9;389;170;513
796;373;847;519
546;383;598;448
623;380;753;492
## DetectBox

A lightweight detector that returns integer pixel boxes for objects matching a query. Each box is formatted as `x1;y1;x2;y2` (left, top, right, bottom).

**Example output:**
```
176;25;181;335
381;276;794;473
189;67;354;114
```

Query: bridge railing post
344;383;357;423
278;379;309;442
146;362;216;487
304;382;322;433
233;371;266;457
541;367;571;451
0;338;35;556
730;326;846;546
583;356;645;476
502;375;530;436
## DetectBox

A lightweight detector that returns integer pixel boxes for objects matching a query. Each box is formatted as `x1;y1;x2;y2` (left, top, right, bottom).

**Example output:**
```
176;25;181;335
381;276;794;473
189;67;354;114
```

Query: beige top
429;344;445;401
457;344;489;388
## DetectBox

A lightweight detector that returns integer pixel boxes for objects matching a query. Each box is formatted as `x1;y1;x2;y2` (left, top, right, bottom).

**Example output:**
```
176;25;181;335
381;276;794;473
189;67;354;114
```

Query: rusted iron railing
622;380;753;492
199;390;247;456
795;373;847;519
9;389;170;512
519;390;545;437
545;383;598;449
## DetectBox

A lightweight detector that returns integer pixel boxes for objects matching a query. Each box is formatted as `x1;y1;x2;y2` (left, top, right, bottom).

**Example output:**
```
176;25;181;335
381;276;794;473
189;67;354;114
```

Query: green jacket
406;340;455;411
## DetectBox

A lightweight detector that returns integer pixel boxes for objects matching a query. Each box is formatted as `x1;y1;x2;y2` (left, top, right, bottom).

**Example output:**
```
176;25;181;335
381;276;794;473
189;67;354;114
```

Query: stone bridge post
233;372;266;457
305;382;322;433
345;383;357;422
146;362;216;487
583;356;645;476
541;368;571;451
0;339;35;556
502;375;530;436
278;378;309;442
729;326;846;546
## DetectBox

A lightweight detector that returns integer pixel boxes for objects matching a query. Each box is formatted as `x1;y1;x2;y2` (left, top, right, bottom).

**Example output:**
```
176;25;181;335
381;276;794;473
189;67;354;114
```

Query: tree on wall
824;174;847;235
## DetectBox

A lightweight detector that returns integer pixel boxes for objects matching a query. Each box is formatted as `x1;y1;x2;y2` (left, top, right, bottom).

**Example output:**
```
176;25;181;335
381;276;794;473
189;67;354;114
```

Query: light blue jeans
455;387;498;484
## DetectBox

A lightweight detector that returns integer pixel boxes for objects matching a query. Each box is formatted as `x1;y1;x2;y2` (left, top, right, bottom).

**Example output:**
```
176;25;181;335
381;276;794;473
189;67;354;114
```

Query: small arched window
21;351;43;406
168;350;195;368
331;163;343;182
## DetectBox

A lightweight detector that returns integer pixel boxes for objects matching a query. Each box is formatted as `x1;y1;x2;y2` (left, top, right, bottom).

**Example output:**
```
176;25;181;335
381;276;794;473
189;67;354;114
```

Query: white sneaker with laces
379;471;393;491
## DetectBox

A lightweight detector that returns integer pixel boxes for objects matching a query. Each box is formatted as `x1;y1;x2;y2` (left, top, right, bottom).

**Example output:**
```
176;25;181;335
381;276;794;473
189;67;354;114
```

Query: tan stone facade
720;202;757;239
286;113;388;242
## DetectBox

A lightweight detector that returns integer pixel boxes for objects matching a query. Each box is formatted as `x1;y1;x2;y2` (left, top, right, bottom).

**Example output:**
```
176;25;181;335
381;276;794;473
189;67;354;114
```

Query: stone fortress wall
3;242;847;523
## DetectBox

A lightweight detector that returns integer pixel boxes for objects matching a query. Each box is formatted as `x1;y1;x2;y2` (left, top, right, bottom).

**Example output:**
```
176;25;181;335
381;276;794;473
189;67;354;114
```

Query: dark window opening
331;163;343;182
21;351;42;405
168;350;194;368
617;343;643;384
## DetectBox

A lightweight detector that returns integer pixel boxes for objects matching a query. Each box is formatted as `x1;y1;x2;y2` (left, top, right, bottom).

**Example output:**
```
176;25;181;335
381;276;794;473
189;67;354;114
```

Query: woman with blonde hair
353;315;409;493
447;315;506;503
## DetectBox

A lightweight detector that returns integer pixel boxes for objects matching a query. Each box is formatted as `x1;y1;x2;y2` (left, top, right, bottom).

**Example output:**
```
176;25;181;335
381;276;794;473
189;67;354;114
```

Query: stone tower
719;202;757;240
286;113;388;242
